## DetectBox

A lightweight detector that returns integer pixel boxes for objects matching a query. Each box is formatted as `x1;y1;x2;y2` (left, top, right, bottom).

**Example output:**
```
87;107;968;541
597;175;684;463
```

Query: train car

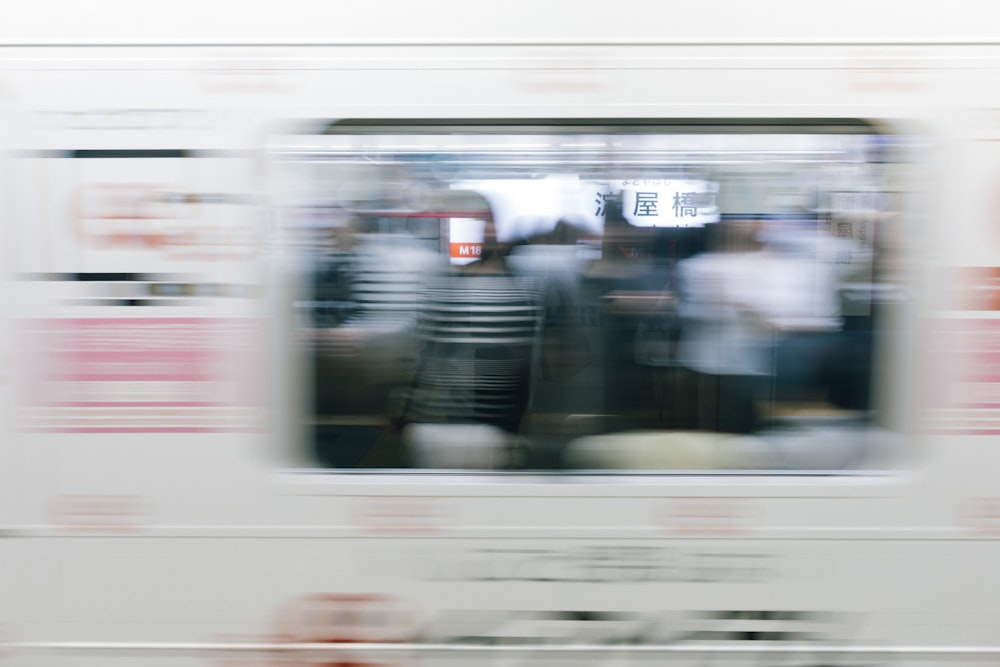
0;1;999;665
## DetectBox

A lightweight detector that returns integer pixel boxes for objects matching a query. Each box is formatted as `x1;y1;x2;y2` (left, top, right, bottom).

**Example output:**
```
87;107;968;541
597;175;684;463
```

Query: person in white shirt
675;219;772;433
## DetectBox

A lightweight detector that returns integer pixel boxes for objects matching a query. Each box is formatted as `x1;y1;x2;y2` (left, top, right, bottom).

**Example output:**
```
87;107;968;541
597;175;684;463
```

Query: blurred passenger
507;219;594;467
306;214;369;423
508;219;592;384
757;214;873;411
308;213;362;330
577;197;661;431
310;213;439;379
675;219;772;433
307;212;441;467
400;205;544;468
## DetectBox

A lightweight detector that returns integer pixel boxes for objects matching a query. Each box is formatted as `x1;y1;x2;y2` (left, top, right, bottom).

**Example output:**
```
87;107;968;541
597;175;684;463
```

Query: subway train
1;2;1000;666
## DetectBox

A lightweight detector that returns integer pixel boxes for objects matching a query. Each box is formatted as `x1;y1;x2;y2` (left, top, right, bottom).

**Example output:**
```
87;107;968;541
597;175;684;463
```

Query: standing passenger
578;198;659;429
675;219;772;433
401;201;544;468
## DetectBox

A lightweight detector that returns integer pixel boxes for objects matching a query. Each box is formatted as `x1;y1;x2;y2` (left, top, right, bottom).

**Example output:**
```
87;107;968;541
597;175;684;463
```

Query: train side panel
0;41;997;666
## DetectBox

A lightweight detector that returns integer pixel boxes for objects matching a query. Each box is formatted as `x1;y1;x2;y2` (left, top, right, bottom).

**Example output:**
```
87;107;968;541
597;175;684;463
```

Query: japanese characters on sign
621;179;720;227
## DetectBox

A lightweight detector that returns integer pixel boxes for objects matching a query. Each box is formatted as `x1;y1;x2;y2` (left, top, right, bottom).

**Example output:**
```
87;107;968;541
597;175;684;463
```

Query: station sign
621;179;720;227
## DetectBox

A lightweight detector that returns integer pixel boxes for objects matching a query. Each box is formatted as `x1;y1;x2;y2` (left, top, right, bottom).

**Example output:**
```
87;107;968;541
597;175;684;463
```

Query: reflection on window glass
278;122;908;472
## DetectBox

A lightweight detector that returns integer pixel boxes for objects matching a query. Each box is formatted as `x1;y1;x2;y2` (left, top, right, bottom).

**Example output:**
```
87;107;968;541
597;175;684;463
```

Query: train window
273;119;911;473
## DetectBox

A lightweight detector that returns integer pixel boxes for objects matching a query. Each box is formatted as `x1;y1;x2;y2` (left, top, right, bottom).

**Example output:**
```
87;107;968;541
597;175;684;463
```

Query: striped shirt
405;270;543;433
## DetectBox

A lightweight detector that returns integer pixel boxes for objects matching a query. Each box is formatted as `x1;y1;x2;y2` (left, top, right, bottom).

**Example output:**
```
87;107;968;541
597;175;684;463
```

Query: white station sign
621;179;719;227
448;177;720;261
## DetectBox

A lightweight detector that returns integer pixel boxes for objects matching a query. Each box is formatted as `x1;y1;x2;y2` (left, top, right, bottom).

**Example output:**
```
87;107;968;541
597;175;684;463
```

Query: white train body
1;3;999;666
